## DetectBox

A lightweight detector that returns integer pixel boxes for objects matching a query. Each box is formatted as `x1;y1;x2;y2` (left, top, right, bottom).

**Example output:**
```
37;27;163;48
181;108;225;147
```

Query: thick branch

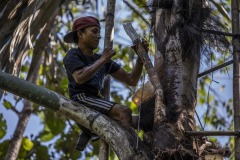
0;71;150;160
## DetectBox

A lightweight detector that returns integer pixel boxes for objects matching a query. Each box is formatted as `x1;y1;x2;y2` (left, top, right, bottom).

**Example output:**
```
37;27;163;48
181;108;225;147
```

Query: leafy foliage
0;140;10;159
2;99;13;110
0;0;236;159
0;114;7;139
22;137;34;151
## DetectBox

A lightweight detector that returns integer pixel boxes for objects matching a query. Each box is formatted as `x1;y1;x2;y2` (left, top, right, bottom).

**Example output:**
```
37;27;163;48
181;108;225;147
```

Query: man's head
63;16;100;44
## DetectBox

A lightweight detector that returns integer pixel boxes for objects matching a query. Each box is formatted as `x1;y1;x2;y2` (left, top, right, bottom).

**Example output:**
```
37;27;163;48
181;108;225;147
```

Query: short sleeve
63;49;85;74
106;60;120;74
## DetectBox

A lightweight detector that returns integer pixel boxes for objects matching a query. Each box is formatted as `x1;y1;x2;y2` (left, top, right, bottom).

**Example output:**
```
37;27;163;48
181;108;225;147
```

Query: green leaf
0;140;10;158
199;97;205;105
45;111;66;135
2;99;13;109
129;101;138;113
54;129;82;159
137;130;144;140
21;65;28;72
0;114;7;139
111;91;124;104
38;111;45;121
39;130;54;142
38;124;54;142
208;137;217;142
22;137;34;151
18;149;27;159
199;88;206;97
36;146;50;160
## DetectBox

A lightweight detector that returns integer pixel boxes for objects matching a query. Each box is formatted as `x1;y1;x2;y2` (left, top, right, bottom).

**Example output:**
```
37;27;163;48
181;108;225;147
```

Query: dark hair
73;28;86;44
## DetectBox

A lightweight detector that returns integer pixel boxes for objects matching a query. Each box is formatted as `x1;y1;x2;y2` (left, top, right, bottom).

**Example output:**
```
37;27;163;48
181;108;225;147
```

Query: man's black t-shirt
63;48;120;99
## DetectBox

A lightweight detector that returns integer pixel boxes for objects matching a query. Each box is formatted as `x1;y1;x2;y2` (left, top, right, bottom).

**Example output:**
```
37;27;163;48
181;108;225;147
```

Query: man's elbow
75;78;85;84
76;81;84;84
73;70;85;84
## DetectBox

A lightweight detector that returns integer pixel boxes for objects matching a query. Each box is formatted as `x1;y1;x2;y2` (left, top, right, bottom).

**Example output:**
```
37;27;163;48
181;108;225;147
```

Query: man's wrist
99;56;108;64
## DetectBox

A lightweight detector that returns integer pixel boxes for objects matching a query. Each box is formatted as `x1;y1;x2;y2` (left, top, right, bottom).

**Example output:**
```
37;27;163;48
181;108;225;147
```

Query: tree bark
0;71;151;160
100;0;116;159
152;0;202;158
4;101;34;160
232;0;240;159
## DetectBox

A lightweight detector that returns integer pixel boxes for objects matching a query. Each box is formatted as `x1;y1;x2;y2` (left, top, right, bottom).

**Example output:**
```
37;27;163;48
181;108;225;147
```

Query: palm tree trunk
152;0;201;158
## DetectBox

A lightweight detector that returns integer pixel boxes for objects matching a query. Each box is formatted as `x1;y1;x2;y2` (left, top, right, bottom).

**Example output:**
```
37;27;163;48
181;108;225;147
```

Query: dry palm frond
147;0;230;61
0;0;66;75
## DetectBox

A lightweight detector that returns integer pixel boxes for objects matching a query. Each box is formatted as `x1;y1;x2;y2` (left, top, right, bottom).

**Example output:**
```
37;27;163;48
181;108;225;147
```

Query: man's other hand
141;38;149;52
131;38;149;53
101;48;116;63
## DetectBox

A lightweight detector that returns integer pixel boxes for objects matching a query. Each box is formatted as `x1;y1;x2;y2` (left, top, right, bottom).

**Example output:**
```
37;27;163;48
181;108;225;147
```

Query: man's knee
118;105;132;118
109;104;132;120
120;105;132;116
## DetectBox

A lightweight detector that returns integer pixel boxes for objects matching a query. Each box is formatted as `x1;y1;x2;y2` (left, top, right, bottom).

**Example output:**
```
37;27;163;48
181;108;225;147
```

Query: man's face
79;26;101;50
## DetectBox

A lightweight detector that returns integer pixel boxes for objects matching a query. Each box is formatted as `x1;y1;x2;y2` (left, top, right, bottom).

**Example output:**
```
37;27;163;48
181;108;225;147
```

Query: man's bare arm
111;58;143;87
112;39;148;86
73;49;116;84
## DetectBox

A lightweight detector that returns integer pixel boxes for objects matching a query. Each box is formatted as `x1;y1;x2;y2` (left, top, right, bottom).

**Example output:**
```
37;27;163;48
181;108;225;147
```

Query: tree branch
0;71;151;160
198;60;233;78
11;106;20;115
123;0;150;26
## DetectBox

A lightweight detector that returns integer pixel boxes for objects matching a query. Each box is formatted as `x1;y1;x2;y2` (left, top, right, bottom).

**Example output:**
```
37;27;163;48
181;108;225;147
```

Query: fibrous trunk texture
151;0;208;158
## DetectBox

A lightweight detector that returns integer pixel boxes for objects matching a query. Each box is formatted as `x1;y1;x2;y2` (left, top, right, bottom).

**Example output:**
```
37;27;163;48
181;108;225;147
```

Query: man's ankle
75;132;91;151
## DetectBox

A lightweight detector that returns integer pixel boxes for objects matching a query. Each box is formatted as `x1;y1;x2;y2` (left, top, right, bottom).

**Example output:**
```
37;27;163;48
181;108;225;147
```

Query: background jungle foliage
0;0;235;159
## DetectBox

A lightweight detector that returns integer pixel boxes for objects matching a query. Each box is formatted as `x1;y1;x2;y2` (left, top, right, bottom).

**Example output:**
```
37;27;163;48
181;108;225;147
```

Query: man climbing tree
63;16;149;151
0;0;235;159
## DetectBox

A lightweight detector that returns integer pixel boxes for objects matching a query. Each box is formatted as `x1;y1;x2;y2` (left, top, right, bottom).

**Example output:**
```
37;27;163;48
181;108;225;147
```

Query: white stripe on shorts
76;93;113;112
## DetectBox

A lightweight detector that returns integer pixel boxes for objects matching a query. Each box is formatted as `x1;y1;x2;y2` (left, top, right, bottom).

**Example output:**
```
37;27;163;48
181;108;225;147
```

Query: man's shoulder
63;48;79;62
67;48;80;55
64;48;80;60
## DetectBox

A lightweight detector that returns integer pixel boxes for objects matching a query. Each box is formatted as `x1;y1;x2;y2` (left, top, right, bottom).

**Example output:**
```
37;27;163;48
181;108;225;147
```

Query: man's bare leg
108;104;133;130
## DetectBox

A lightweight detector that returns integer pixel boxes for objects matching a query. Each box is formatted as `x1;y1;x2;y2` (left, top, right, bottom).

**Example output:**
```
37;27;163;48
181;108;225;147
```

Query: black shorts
72;93;116;114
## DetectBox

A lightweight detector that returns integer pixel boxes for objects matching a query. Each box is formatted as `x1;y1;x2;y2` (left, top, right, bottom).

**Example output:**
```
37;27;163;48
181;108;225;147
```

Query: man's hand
131;38;149;53
141;38;149;52
131;38;149;64
101;48;116;63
